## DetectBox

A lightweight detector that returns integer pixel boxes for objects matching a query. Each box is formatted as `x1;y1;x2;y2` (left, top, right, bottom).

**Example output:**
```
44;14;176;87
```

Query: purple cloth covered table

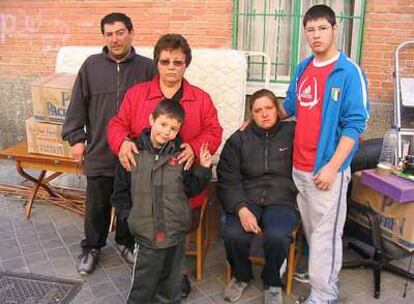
361;169;414;203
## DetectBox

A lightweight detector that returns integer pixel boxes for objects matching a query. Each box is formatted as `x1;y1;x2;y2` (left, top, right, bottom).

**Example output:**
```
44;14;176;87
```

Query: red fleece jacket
107;75;223;208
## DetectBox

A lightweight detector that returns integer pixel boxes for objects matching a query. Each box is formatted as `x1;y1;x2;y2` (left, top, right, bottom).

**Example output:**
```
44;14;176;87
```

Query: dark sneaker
181;274;192;298
116;244;135;264
294;269;310;283
78;249;100;275
224;277;249;302
264;286;283;304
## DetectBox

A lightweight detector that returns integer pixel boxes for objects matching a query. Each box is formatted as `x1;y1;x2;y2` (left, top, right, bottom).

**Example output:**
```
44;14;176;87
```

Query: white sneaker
224;277;250;302
295;298;316;304
264;286;283;304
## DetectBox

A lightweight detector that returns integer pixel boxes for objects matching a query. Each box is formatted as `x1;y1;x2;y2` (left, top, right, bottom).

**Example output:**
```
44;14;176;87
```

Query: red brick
1;0;413;107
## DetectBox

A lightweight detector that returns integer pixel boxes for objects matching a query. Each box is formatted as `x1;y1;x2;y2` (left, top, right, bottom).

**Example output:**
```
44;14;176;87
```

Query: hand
313;164;338;191
71;142;85;162
239;119;251;131
118;140;138;172
238;207;261;234
178;143;194;171
199;143;212;168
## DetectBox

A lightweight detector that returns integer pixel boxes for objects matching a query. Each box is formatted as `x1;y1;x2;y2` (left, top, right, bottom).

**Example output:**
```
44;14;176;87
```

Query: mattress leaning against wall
55;46;249;164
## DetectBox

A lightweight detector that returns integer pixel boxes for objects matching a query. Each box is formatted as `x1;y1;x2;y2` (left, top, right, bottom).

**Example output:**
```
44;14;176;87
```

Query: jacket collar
299;51;348;77
102;46;137;63
135;128;183;156
250;119;282;139
147;75;197;102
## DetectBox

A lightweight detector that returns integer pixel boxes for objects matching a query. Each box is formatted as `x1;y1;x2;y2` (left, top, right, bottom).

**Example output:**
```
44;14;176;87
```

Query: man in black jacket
62;12;157;275
217;89;300;304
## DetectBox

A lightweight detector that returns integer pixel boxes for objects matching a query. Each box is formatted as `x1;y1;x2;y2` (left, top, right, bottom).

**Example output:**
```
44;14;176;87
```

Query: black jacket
111;129;212;248
62;46;157;177
217;121;297;214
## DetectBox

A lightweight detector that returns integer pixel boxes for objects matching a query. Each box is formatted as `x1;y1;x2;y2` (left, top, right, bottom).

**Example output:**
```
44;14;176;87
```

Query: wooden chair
185;197;210;281
225;225;302;296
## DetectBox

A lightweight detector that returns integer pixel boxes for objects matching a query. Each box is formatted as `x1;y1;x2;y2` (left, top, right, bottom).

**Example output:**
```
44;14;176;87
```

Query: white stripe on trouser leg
127;243;139;301
292;168;350;303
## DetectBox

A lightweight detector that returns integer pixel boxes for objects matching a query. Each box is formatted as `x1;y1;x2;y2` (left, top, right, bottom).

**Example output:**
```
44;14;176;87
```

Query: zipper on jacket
264;131;269;172
152;153;166;244
116;63;120;110
152;155;159;244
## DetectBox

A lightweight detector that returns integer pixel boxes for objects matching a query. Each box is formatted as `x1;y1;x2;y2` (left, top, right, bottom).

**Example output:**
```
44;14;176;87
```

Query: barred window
233;0;366;95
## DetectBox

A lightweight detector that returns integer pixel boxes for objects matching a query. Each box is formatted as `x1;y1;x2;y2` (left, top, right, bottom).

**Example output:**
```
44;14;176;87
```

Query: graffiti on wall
0;9;70;53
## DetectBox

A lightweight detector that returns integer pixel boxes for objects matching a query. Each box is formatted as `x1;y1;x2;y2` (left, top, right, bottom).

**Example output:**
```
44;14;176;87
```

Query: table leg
41;172;64;198
16;163;60;198
15;162;65;219
24;170;46;219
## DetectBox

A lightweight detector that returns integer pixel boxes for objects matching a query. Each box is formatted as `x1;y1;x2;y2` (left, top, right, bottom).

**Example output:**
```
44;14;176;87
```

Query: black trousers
127;242;185;304
223;204;299;287
81;176;134;251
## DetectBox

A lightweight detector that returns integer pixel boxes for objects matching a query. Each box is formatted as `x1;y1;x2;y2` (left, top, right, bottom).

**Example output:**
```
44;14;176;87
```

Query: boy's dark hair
153;100;185;124
303;4;336;28
100;13;133;34
249;89;281;113
153;34;192;67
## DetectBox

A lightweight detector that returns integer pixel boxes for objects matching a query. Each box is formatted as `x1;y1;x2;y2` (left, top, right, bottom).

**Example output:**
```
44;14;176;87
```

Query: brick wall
0;0;233;77
361;0;414;104
0;0;233;149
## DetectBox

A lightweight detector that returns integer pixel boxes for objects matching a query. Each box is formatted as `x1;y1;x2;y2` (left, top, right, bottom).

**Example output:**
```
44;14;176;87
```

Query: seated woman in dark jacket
217;89;299;304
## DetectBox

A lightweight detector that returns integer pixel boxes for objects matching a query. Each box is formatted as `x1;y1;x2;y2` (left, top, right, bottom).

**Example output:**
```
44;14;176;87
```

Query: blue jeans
223;204;299;287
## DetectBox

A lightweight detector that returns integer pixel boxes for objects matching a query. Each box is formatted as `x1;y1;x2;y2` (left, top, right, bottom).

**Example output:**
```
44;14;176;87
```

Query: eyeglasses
158;59;186;67
104;28;128;39
304;25;332;36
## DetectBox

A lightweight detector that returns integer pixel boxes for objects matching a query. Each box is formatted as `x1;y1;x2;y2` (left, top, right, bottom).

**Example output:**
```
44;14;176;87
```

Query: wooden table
0;142;85;219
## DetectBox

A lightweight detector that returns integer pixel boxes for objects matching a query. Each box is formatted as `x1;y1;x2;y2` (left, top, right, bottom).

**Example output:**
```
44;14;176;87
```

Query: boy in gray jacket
112;101;212;303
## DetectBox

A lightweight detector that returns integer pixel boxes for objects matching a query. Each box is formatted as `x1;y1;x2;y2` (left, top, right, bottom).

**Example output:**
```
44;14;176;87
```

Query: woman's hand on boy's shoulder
119;139;139;172
178;143;194;171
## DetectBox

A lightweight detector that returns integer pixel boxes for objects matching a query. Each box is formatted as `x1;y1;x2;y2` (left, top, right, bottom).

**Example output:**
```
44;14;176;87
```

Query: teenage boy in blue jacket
281;5;369;304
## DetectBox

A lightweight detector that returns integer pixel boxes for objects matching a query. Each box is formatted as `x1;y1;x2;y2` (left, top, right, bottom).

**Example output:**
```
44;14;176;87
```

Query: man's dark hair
100;12;133;34
153;34;192;67
152;100;185;124
303;4;336;28
249;89;281;113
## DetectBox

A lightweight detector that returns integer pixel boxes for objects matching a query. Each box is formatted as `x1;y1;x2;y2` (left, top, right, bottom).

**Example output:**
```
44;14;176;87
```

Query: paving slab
0;159;413;303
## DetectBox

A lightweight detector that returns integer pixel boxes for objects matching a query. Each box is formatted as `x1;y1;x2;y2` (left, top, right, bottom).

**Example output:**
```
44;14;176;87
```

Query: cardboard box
26;117;71;158
31;73;76;124
351;172;414;252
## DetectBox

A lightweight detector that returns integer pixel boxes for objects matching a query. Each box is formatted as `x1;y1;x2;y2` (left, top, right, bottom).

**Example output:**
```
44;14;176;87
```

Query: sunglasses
158;59;186;67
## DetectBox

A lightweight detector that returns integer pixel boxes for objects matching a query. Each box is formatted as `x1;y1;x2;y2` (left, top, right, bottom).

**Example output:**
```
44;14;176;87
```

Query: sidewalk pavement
0;159;413;303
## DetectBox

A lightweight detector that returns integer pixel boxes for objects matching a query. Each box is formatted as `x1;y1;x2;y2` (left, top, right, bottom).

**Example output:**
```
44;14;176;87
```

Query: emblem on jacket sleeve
331;87;341;102
168;156;179;167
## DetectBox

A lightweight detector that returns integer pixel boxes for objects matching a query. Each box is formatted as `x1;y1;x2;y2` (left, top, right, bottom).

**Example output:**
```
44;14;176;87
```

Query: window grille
233;0;366;94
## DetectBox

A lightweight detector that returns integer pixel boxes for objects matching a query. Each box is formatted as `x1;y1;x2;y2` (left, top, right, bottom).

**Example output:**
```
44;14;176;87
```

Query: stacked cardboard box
26;73;76;158
351;172;414;252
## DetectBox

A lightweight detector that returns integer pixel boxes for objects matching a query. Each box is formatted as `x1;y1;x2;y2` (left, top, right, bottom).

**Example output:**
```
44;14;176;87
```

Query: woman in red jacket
107;33;222;207
107;33;222;297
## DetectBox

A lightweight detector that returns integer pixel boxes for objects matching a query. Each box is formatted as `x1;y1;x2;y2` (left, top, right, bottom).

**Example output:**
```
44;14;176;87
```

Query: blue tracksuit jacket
284;51;370;173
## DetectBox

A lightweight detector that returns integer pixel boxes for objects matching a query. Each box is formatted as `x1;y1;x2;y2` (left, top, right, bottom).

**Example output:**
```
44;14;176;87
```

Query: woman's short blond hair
249;89;281;115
